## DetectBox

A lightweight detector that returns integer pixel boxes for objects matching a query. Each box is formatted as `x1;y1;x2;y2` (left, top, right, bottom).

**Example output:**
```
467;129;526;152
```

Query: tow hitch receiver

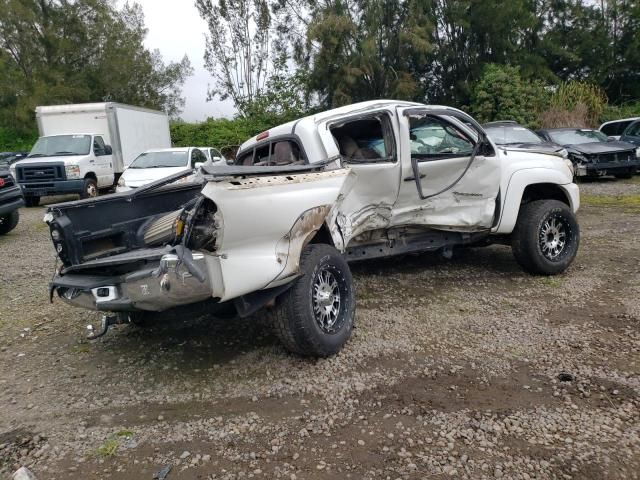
86;313;129;340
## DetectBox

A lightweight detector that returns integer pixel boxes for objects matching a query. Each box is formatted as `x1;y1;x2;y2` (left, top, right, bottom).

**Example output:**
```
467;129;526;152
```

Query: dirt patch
376;363;556;414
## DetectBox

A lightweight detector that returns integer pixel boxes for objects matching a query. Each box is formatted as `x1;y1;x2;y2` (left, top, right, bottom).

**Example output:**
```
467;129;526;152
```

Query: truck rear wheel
81;178;98;199
511;200;579;275
272;244;355;357
24;196;40;207
0;210;19;235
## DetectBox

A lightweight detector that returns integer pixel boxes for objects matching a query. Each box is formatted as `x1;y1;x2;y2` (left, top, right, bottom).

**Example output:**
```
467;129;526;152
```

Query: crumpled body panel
200;169;353;301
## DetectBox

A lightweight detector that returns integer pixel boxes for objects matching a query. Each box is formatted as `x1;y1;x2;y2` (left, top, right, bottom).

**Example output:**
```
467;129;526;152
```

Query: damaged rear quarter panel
201;169;353;301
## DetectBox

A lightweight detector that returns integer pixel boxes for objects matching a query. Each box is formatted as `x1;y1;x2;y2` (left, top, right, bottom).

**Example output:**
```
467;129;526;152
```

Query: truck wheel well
84;172;97;182
308;224;335;247
521;183;570;207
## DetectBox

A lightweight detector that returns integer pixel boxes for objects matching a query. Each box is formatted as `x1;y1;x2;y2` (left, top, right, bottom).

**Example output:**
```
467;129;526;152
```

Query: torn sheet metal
326;158;401;247
336;203;393;241
269;205;332;287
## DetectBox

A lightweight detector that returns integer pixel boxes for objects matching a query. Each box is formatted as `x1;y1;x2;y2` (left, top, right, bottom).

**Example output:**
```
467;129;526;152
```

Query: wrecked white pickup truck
46;100;580;357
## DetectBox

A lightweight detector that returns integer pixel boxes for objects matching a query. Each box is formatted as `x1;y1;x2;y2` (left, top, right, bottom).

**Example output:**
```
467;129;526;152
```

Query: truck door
93;136;113;187
323;110;402;245
393;108;501;230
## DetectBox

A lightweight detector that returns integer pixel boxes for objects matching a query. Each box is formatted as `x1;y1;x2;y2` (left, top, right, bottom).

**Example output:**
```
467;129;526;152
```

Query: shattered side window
410;117;474;157
331;115;395;163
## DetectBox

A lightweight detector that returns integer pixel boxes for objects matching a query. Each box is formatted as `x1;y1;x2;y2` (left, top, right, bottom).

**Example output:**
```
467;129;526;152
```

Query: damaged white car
46;100;580;356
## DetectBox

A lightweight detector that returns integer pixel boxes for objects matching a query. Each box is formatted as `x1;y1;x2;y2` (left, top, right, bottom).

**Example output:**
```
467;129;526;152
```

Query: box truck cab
10;103;171;206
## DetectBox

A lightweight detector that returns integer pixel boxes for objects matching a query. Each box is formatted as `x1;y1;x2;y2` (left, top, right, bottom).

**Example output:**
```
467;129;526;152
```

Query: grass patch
95;437;120;457
509;347;526;358
581;194;640;212
35;221;50;231
94;430;134;457
70;344;91;354
538;276;562;288
622;175;640;185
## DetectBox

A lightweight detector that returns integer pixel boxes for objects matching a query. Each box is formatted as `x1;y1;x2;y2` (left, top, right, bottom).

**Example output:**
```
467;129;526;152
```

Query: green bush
549;81;607;127
470;64;550;128
171;111;307;158
0;127;38;152
600;102;640;123
171;117;276;157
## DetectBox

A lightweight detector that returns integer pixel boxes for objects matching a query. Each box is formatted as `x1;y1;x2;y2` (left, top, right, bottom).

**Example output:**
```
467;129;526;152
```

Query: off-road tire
0;210;19;235
24;196;40;207
511;199;579;275
272;244;355;357
80;178;98;199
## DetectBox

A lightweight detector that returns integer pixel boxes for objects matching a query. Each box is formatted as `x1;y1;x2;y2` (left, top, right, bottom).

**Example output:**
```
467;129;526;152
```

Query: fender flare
494;168;578;234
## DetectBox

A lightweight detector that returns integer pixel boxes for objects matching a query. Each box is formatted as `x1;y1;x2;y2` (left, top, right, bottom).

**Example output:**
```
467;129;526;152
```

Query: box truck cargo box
10;103;171;206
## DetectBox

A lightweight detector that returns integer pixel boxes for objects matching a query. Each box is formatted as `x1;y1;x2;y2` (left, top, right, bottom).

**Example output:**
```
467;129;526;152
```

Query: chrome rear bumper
51;252;213;312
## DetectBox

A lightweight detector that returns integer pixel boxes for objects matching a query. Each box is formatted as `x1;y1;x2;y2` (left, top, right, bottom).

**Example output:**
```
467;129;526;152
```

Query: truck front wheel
511;200;580;275
0;210;19;235
81;178;98;199
272;244;355;357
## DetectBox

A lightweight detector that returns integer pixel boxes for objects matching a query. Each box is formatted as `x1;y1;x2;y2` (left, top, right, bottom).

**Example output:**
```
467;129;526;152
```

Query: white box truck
10;103;171;206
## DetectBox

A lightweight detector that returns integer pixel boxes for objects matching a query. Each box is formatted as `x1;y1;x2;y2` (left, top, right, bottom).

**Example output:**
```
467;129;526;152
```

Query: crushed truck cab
46;100;580;357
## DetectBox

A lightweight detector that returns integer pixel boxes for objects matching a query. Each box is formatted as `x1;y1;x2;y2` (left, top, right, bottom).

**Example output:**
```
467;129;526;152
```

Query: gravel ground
0;179;639;480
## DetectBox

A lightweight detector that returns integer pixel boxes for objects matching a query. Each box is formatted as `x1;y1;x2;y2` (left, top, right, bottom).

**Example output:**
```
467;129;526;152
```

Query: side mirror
226;159;235;165
194;162;203;170
212;156;222;162
105;145;113;155
608;136;617;141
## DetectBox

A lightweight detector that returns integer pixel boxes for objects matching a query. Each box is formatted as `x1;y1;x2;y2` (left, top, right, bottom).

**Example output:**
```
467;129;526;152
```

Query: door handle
404;174;426;181
89;159;95;163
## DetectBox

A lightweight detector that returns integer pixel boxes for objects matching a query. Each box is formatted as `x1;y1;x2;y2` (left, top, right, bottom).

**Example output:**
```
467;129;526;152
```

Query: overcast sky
131;0;236;121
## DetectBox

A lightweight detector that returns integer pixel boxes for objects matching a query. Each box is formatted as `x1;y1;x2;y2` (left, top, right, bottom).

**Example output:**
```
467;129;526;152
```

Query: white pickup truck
45;100;580;357
11;103;171;206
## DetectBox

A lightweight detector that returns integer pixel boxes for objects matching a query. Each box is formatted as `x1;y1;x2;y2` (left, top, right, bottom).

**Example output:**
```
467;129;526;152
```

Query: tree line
0;0;192;148
1;0;639;152
197;0;640;123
